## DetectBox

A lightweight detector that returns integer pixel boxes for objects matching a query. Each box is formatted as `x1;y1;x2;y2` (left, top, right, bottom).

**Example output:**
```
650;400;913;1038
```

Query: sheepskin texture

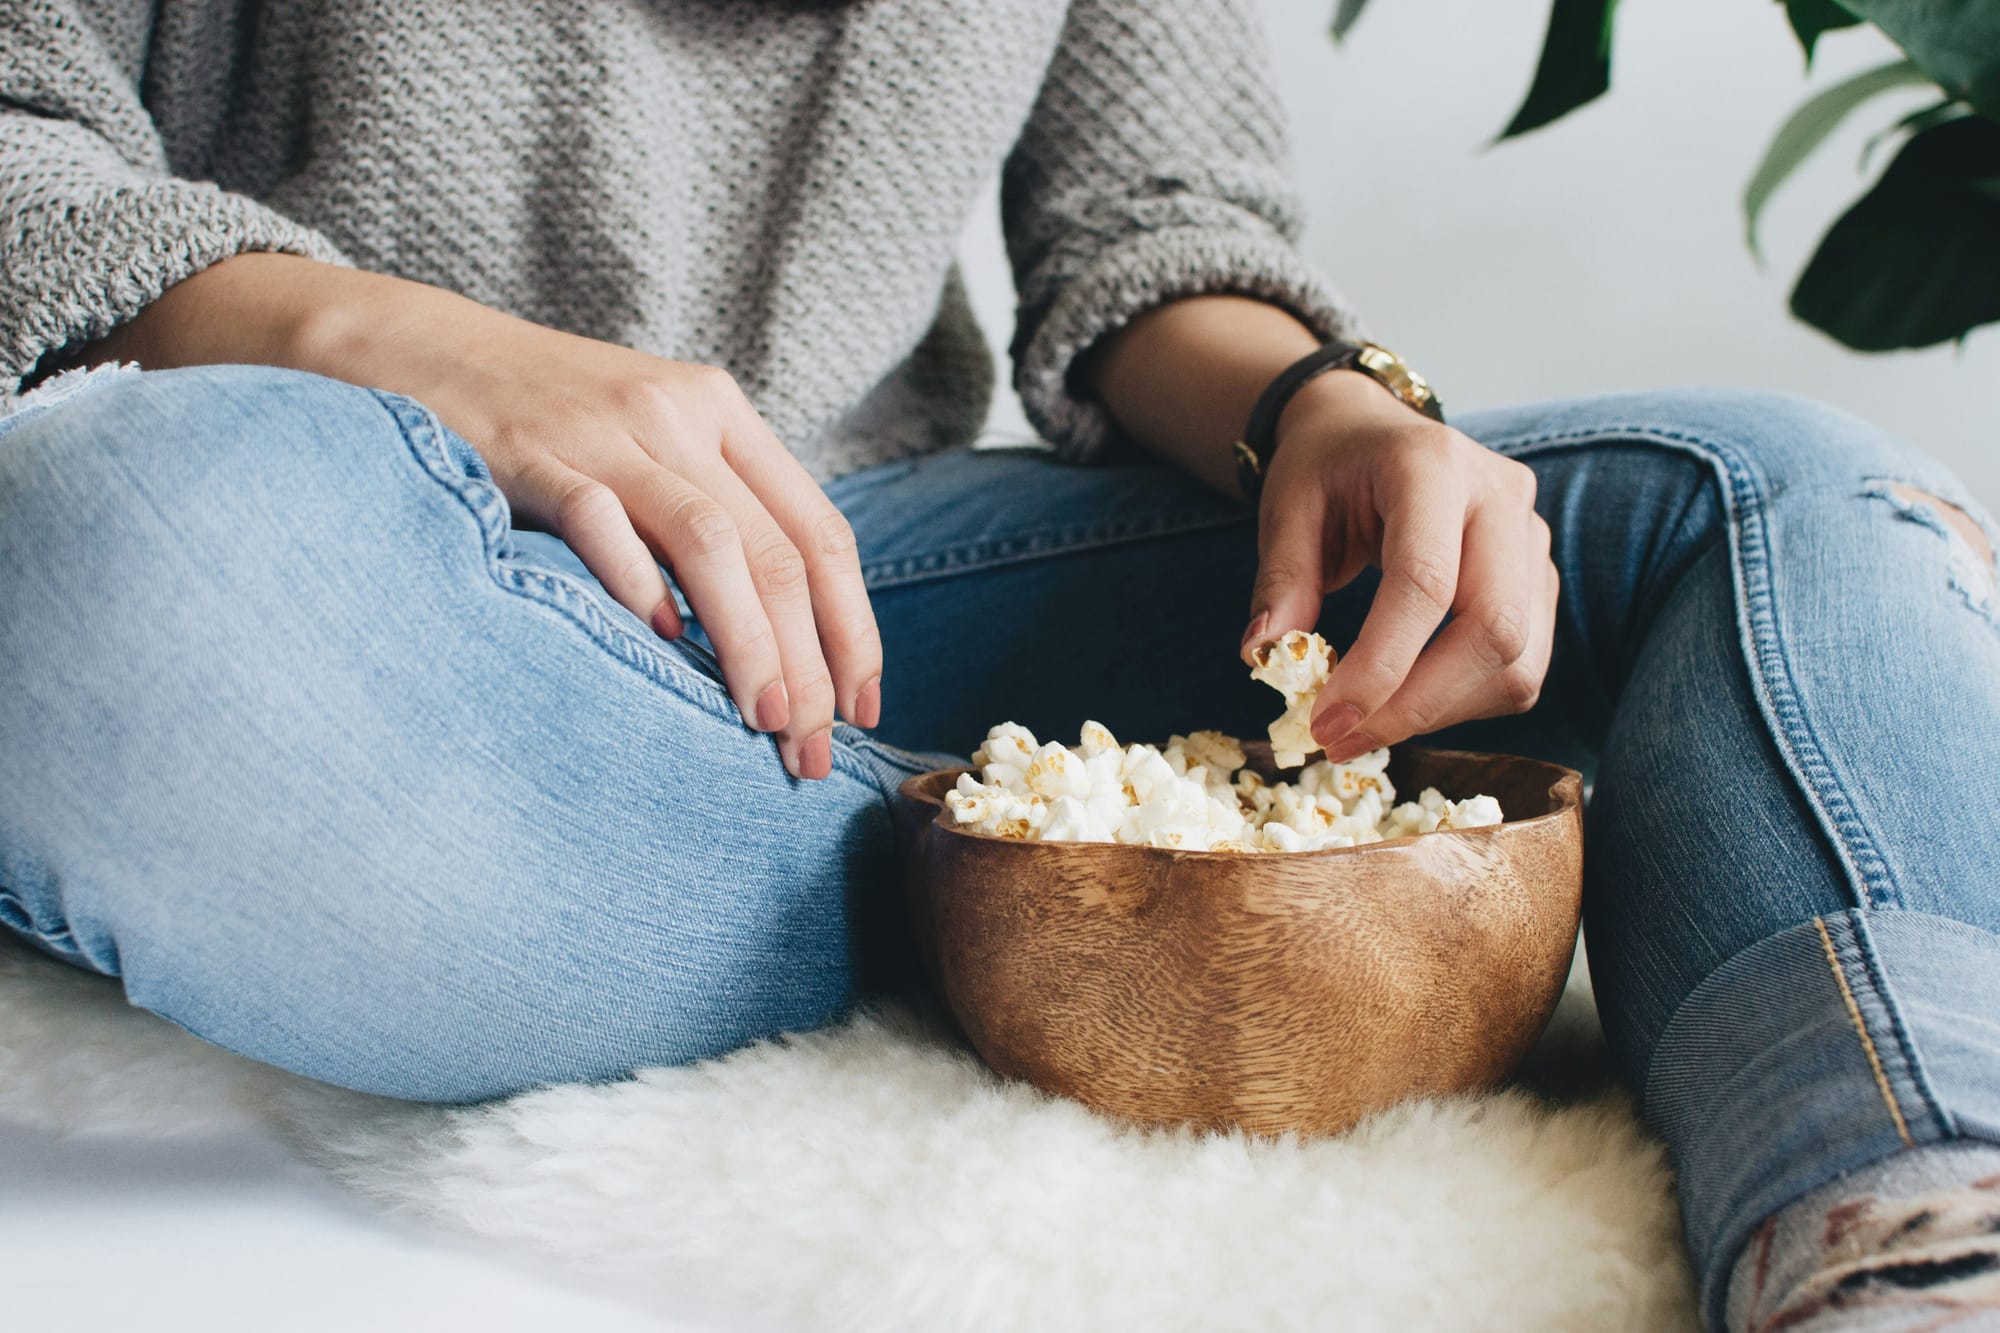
0;932;1697;1331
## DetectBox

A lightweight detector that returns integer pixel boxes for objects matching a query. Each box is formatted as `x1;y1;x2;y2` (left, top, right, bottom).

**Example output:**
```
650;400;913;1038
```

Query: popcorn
942;634;1506;853
1448;794;1505;828
1077;720;1121;756
1180;729;1246;774
1379;787;1505;839
946;719;1504;853
944;770;1049;840
1042;795;1115;844
1249;630;1333;767
1023;740;1092;800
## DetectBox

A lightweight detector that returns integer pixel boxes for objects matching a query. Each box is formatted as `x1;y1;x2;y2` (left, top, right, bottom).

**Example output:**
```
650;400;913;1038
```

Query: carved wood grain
892;746;1586;1138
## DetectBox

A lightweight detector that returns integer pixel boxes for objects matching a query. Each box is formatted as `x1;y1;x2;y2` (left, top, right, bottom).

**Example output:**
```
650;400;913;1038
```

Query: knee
0;363;402;551
1881;483;1995;569
0;362;502;645
1655;388;1959;498
1686;390;1997;571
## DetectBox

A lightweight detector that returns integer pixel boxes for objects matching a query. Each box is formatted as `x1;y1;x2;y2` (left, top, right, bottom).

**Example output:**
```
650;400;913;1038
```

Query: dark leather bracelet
1232;340;1444;505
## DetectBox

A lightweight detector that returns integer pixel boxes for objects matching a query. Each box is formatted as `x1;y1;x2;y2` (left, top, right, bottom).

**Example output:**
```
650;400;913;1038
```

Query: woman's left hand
1238;370;1559;764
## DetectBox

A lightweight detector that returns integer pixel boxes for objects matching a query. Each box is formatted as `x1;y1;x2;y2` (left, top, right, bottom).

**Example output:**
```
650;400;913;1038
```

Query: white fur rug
0;933;1695;1331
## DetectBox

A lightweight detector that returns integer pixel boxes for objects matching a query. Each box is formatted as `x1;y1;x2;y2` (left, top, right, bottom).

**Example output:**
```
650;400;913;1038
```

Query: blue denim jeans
3;362;1997;1325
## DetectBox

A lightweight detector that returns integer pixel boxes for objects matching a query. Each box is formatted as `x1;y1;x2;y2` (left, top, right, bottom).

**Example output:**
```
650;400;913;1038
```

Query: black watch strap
1232;340;1444;504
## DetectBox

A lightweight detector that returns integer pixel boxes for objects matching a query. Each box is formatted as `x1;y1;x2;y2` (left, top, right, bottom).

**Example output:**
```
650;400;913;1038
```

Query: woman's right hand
77;253;880;780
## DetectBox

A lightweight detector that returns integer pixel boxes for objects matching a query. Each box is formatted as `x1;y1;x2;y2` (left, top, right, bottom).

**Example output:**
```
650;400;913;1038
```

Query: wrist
77;253;333;373
1274;367;1411;448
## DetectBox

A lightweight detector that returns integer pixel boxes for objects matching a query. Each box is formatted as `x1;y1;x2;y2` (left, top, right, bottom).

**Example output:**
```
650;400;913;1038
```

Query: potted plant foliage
1333;0;2000;351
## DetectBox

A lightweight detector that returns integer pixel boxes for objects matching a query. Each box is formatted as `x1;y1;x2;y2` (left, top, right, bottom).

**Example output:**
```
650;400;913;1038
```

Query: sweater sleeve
0;1;353;407
1000;0;1366;465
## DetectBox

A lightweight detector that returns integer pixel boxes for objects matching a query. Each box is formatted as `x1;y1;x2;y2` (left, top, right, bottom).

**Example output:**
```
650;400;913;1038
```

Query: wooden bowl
891;745;1584;1138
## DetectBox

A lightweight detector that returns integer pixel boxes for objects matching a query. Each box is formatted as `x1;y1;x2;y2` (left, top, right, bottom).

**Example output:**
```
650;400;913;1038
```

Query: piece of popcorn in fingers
1248;630;1334;768
1248;629;1332;700
1266;712;1318;772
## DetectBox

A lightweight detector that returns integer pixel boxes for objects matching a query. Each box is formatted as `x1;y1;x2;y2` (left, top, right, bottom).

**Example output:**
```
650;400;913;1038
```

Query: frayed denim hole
1863;479;2000;631
0;359;146;431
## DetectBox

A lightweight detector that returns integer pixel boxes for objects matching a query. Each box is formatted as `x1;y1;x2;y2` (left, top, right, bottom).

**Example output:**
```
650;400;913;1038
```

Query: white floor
0;1122;703;1332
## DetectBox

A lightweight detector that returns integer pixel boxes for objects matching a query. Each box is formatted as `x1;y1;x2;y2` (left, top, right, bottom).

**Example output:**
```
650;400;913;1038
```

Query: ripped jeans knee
1865;479;2000;624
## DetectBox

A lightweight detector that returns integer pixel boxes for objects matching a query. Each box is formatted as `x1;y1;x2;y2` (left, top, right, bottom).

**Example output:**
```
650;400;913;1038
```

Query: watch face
1356;343;1437;412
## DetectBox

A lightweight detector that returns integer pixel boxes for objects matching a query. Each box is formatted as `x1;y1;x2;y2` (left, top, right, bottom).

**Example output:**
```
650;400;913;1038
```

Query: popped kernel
942;634;1504;852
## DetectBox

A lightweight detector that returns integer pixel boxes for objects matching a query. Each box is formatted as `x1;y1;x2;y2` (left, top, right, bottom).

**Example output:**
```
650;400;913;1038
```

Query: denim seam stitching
1846;908;1957;1138
364;390;879;788
1491;423;1901;915
1814;914;1916;1148
859;510;1248;589
1503;424;1953;1165
368;389;727;714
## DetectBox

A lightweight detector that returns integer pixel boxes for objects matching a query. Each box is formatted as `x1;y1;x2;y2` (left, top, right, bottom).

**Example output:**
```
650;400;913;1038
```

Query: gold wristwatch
1232;340;1444;504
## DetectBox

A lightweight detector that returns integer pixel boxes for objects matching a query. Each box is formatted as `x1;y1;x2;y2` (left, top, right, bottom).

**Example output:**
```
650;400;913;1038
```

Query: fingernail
800;727;833;780
754;680;789;733
650;599;682;640
1239;611;1271;656
855;676;881;730
1322;730;1379;765
1312;702;1363;750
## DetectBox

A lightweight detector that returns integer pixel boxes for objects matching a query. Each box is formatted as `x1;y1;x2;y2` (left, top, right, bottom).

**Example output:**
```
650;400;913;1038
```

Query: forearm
1087;294;1376;501
65;251;482;393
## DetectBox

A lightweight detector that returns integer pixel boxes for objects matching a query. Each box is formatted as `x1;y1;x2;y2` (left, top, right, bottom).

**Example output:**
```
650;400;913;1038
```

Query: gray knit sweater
1;0;1359;482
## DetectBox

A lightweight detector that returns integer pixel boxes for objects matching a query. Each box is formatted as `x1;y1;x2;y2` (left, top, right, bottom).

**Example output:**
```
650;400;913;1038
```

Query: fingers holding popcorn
1235;388;1555;761
1323;497;1557;760
1241;463;1343;665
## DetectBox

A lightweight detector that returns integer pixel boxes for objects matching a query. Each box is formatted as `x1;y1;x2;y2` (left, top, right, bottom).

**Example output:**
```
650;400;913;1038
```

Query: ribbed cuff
0;177;353;407
1012;223;1364;467
1643;909;2000;1331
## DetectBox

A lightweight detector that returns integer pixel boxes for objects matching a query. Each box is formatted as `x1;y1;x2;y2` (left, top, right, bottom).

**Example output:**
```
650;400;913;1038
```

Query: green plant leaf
1331;0;1370;43
1790;115;2000;349
1743;59;1929;258
1498;0;1620;140
1782;0;1862;66
1860;98;1971;172
1835;0;2000;116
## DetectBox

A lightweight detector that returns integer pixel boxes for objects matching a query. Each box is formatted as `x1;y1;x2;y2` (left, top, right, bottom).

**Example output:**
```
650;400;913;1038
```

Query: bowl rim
897;745;1583;859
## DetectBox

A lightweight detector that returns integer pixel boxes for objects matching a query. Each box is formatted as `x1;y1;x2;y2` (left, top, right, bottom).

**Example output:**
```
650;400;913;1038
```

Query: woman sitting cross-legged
2;2;1997;1328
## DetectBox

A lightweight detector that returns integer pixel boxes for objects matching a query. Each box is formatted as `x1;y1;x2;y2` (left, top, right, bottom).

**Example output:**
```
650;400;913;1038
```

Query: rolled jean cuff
1643;909;2000;1329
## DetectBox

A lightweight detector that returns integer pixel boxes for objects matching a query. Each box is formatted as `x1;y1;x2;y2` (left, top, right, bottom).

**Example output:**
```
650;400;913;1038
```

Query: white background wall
961;0;1999;511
